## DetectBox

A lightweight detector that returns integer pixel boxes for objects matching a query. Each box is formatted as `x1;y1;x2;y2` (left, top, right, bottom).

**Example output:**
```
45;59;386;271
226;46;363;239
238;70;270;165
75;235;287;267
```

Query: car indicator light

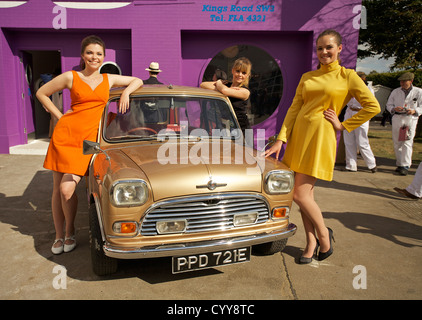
272;207;289;219
113;222;138;234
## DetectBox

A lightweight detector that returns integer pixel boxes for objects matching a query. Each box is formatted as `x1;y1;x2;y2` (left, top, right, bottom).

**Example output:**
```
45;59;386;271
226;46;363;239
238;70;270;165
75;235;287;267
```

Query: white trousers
391;114;418;168
406;162;422;198
343;109;376;171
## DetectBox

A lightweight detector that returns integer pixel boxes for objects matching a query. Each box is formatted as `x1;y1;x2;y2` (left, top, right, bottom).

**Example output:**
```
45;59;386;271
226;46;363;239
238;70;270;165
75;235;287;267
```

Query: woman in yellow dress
265;29;380;264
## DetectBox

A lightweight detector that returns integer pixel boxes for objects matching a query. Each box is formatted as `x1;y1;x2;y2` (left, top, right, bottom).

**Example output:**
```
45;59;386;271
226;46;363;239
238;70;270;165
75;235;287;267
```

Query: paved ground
1;135;422;300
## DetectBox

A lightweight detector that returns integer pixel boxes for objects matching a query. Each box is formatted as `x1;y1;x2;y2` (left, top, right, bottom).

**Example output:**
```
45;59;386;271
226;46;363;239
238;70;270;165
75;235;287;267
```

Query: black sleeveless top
227;82;250;132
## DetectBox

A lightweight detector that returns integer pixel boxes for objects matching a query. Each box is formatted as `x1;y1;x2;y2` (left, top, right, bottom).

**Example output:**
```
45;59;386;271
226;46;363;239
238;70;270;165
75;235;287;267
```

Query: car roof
109;84;228;99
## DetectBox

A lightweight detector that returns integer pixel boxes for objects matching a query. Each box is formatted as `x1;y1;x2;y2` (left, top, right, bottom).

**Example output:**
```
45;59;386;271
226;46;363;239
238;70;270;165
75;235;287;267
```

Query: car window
103;96;241;142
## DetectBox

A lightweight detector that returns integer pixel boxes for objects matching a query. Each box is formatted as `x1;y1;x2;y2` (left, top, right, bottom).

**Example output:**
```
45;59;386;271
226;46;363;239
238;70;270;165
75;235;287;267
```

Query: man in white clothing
394;162;422;199
343;72;377;173
386;72;422;176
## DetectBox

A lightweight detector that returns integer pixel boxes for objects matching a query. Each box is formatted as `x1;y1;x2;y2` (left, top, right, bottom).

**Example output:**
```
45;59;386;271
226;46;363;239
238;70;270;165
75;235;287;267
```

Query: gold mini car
84;85;296;275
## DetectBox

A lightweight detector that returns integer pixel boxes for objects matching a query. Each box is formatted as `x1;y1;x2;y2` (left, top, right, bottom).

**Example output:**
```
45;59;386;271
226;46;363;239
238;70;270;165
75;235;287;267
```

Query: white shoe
64;235;76;253
51;239;64;255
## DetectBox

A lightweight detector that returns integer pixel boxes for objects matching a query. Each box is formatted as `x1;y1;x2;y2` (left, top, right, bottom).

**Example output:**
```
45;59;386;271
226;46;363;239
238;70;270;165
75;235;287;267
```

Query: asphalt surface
1;129;422;301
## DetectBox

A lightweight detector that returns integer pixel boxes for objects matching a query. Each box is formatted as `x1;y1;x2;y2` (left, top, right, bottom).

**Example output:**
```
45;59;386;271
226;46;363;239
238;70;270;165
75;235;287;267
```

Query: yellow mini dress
277;60;380;181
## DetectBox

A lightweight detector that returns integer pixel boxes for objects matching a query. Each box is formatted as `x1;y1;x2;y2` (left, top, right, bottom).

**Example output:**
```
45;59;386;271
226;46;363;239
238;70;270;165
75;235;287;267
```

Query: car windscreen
103;95;241;142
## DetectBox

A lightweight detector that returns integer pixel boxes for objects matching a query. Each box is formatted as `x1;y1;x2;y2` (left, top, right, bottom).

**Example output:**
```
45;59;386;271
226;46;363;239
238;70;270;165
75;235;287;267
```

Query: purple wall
0;0;362;153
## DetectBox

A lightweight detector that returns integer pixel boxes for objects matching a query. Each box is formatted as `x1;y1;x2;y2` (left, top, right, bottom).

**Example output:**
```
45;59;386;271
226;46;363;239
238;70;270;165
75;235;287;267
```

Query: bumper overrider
103;223;297;259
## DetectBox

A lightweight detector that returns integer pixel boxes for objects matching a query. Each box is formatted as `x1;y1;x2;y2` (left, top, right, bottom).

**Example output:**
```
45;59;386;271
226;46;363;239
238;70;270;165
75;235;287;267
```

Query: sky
355;44;395;74
356;54;395;74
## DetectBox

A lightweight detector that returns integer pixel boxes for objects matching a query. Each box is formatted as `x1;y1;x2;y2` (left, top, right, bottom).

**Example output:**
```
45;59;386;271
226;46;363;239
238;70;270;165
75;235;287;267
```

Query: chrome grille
141;194;270;236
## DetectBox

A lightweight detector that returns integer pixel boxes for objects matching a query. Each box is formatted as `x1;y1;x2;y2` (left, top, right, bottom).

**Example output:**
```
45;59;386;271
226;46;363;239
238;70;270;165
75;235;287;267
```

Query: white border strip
0;1;27;8
53;2;131;9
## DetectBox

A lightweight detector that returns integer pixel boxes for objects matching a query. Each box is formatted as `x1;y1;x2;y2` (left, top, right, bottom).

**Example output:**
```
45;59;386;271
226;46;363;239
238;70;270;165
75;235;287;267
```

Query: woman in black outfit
200;57;252;133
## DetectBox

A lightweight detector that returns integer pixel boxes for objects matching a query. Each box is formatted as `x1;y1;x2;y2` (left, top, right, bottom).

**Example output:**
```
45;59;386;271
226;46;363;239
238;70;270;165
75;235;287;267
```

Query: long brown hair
79;35;106;70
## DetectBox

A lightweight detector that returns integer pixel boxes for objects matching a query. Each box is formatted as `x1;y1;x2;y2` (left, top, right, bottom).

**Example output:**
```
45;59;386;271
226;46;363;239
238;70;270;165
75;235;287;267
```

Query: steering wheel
127;127;158;135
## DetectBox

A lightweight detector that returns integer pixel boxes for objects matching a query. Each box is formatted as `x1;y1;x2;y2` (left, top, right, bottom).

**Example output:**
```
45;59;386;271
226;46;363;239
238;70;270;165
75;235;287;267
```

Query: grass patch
368;121;422;164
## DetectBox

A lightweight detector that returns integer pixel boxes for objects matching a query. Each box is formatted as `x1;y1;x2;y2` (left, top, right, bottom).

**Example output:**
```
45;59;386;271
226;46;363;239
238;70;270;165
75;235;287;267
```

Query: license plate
172;247;251;274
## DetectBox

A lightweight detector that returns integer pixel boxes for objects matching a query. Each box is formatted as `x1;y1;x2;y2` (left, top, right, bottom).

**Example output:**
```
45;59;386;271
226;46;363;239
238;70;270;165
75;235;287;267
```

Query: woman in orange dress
36;35;143;254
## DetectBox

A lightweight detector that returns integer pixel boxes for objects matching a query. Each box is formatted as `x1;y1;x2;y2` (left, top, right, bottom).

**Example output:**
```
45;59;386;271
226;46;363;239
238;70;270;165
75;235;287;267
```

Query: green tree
358;0;422;70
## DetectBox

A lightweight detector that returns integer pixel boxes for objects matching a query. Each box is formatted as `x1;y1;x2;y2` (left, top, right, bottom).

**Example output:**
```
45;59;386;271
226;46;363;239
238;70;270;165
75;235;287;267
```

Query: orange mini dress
44;70;109;176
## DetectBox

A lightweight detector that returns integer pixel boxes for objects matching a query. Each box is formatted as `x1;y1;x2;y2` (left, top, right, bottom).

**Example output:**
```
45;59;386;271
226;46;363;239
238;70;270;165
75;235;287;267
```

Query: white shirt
386;85;422;117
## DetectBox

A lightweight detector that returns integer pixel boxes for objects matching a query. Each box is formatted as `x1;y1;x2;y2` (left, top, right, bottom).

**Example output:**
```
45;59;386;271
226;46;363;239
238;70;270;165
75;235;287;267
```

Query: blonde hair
232;57;252;87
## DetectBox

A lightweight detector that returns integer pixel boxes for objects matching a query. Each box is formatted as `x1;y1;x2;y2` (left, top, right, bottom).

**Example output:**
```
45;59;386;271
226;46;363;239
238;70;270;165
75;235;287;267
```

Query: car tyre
253;239;288;255
89;203;118;276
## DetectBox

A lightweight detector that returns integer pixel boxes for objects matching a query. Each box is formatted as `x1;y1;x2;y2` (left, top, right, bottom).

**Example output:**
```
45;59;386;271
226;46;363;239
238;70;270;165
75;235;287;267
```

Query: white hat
146;62;162;73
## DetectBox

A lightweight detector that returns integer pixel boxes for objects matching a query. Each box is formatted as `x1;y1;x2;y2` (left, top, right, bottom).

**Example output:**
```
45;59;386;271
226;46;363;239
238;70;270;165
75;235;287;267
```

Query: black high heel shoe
299;239;319;264
318;227;335;261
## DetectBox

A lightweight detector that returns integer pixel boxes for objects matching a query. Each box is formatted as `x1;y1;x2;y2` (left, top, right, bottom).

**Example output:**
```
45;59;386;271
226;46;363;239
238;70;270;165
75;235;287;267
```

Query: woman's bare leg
300;209;319;258
293;173;330;256
59;173;82;244
52;171;65;248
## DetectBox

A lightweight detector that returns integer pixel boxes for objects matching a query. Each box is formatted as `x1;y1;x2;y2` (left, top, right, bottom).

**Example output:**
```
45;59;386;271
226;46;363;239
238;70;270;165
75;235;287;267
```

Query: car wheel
253;239;288;255
89;203;118;276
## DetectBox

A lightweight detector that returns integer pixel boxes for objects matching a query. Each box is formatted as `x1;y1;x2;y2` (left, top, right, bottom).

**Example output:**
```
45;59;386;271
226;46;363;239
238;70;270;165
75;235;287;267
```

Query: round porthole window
100;61;122;75
202;45;283;126
25;64;32;85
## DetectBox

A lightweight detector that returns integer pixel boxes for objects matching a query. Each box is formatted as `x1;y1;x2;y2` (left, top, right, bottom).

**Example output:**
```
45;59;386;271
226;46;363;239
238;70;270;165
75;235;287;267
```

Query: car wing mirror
261;135;278;152
83;140;100;155
83;140;110;160
267;135;277;146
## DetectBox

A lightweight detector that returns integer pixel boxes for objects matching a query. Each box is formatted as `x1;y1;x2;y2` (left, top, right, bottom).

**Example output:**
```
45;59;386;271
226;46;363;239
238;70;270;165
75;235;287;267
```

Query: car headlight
156;220;187;234
110;180;148;207
264;170;294;194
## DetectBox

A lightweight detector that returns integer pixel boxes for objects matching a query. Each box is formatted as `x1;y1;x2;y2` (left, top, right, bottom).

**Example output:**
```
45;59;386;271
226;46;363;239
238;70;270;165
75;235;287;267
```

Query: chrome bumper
103;223;297;259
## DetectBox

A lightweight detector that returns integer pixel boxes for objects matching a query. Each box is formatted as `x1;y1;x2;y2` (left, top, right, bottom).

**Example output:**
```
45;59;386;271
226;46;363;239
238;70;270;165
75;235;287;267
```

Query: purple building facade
0;0;363;153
